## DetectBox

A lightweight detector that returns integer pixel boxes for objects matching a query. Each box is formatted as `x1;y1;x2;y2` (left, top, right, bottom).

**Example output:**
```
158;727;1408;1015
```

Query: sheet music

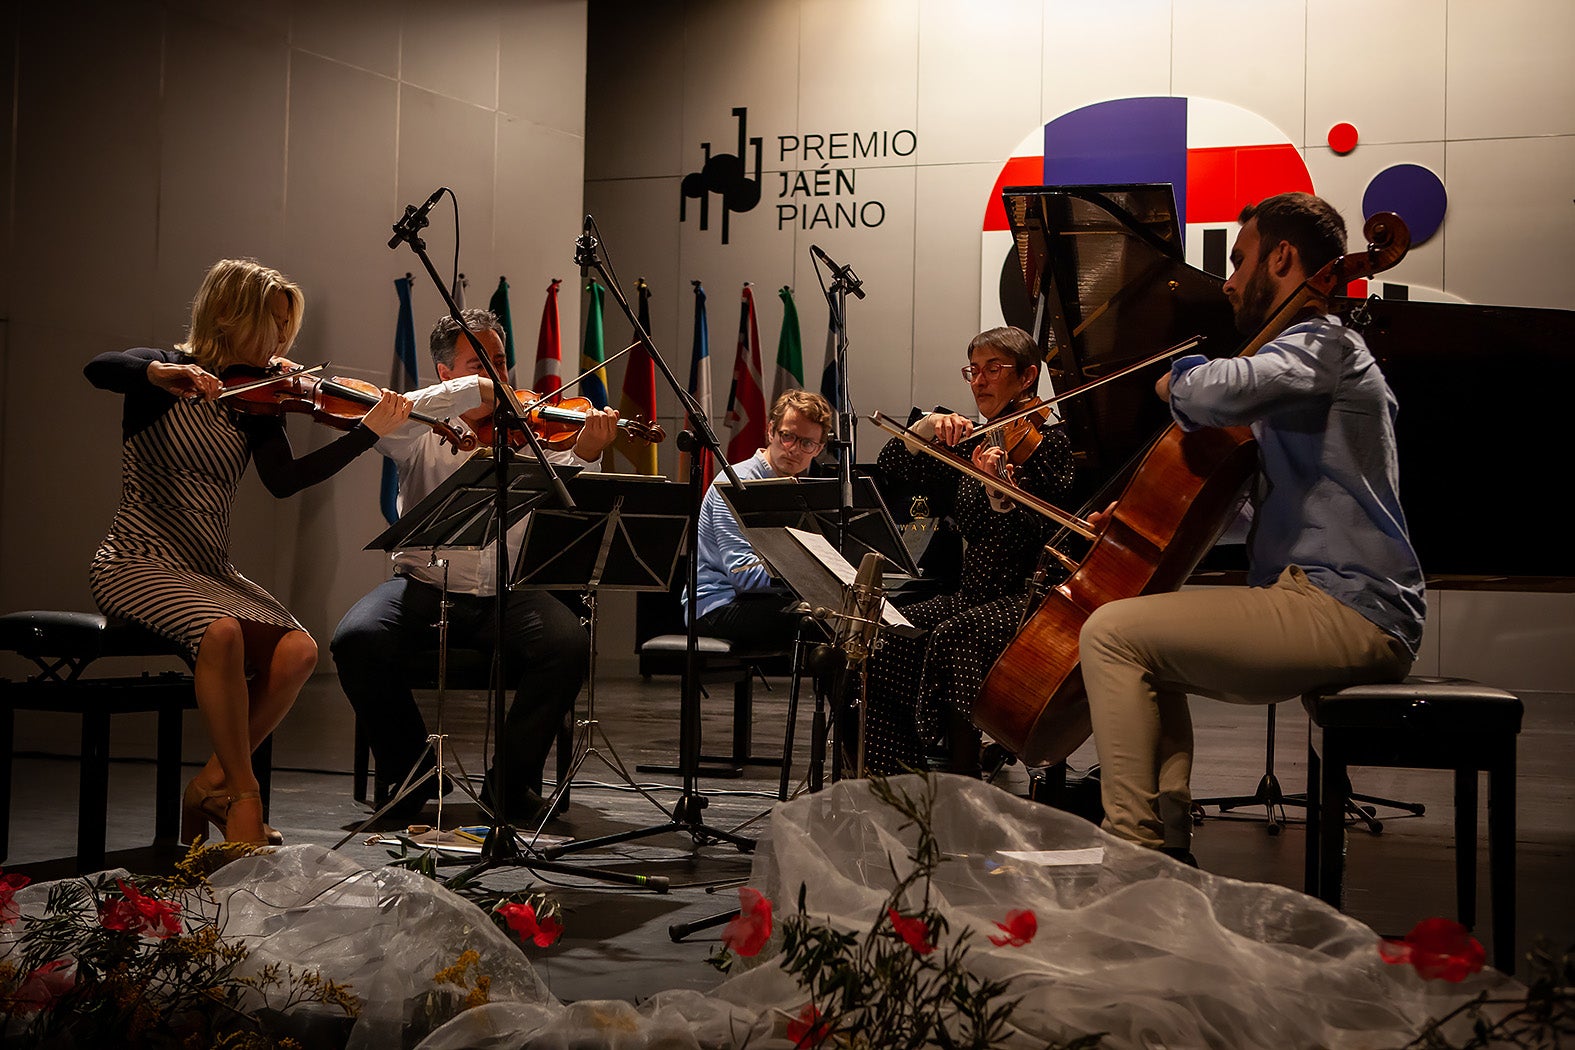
785;527;914;629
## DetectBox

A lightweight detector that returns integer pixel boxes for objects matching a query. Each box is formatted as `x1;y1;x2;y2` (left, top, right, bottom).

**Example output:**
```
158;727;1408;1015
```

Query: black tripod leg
670;907;740;942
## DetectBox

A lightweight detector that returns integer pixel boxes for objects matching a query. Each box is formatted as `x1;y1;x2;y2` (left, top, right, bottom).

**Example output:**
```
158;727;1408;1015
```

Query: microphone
387;187;445;250
575;214;598;278
847;552;884;661
809;244;866;300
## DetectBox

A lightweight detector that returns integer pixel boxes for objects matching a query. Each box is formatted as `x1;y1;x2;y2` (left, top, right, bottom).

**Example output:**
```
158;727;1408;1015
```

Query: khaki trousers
1080;566;1412;850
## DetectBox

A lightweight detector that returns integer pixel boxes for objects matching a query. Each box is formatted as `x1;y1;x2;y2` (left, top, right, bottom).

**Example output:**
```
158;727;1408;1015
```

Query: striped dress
87;348;377;662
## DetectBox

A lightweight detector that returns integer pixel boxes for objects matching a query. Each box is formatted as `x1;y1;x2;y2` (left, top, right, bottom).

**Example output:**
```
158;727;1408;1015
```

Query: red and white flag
533;278;563;398
724;283;767;461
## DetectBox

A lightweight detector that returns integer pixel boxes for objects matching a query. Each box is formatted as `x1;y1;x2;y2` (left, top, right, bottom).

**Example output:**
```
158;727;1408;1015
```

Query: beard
1232;266;1277;335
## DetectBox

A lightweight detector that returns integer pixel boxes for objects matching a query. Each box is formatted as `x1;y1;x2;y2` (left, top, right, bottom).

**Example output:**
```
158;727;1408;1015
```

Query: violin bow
215;362;327;399
868;411;1096;540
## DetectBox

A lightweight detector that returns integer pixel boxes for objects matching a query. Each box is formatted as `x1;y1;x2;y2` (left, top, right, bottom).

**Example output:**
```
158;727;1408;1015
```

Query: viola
973;213;1412;766
219;360;476;452
471;388;666;451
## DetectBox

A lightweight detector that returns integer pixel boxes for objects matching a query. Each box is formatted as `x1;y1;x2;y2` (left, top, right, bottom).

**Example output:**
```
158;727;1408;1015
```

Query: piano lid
1001;184;1575;581
1000;184;1237;509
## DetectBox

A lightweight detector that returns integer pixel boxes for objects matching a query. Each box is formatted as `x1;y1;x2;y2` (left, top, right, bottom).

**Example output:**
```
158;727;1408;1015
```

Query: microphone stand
389;198;663;892
543;218;754;859
812;248;863;546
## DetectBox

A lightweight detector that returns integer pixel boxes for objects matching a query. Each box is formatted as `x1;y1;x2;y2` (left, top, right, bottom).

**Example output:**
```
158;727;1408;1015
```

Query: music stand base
542;791;755;859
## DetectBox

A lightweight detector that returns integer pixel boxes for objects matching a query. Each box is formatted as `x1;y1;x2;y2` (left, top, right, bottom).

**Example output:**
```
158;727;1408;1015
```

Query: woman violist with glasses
860;326;1075;776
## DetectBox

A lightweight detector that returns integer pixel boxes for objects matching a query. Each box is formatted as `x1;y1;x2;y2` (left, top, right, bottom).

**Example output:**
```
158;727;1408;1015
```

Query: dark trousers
694;591;803;651
330;575;588;810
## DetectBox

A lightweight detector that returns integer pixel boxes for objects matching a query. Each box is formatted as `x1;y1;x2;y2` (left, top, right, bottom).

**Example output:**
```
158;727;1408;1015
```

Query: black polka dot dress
858;421;1075;775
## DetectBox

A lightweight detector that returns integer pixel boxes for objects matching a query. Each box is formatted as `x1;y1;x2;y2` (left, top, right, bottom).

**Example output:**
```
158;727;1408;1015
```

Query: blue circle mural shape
1362;164;1447;245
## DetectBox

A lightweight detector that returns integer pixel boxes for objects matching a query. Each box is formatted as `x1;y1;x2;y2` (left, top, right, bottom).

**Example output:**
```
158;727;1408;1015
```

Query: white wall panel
916;0;1043;166
1447;0;1575;140
397;86;500;338
11;6;162;342
1441;135;1575;311
913;162;1003;412
283;53;400;380
797;0;919;172
1302;142;1448;294
500;0;588;133
1306;0;1447;148
290;0;401;75
1041;0;1171;118
497;116;586;359
399;0;502;109
157;19;290;343
1172;0;1307;147
584;3;687;179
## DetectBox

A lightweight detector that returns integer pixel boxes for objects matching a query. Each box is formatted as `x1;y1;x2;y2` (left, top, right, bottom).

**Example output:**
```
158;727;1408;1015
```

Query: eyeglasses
961;361;1014;382
773;429;824;454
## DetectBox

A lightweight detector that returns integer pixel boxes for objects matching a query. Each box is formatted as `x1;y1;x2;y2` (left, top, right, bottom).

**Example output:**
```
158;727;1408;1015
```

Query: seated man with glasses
690;389;834;648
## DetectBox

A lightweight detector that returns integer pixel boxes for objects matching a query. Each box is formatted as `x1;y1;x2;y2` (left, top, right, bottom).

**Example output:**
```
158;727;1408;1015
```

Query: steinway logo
680;106;918;245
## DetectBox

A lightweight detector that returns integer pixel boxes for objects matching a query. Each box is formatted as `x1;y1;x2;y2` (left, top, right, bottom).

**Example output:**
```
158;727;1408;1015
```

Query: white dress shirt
375;376;597;595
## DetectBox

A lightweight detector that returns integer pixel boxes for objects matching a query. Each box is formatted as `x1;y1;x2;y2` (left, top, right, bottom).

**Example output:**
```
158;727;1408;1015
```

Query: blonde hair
769;389;834;433
177;258;304;370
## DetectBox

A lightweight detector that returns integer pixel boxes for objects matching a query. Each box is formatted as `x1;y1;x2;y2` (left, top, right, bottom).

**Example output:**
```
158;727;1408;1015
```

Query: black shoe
1160;846;1200;868
480;780;559;827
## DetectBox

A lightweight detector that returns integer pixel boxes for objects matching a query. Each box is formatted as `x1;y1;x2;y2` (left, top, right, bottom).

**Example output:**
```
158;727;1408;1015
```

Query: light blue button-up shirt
689;451;778;621
1169;315;1426;657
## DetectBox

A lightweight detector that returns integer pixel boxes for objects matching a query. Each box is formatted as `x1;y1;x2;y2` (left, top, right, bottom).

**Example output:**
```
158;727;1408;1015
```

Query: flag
724;283;766;461
451;271;468;309
819;304;841;410
772;285;804;404
580;279;610;409
381;275;419;524
614;278;659;474
678;280;712;482
489;276;516;385
533;278;563;398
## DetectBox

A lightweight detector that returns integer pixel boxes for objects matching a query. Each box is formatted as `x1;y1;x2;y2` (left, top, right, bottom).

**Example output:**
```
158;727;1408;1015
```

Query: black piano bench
0;610;267;872
636;634;790;777
1302;676;1522;971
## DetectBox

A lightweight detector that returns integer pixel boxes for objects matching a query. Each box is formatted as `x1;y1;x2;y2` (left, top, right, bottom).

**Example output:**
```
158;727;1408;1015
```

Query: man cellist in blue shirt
1081;192;1426;865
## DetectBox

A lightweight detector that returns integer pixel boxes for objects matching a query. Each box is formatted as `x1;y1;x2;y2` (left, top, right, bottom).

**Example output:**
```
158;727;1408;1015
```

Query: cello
972;212;1412;766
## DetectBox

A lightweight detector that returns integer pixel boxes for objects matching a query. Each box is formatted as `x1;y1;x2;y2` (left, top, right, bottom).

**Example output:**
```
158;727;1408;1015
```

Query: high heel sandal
181;780;282;846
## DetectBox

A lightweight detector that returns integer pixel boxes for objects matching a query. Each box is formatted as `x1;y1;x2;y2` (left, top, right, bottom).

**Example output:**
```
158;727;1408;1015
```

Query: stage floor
4;661;1572;1001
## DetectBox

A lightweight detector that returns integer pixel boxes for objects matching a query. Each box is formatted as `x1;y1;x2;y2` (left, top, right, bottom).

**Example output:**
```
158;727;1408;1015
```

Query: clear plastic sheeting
21;775;1516;1048
206;846;559;1049
732;774;1519;1048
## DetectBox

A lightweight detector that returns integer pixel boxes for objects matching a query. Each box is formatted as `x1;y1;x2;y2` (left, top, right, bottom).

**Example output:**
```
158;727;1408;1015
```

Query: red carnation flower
11;959;74;1013
1378;917;1487;982
499;901;564;947
721;887;773;957
98;880;181;938
988;908;1038;947
887;908;936;955
0;870;30;925
786;1001;833;1046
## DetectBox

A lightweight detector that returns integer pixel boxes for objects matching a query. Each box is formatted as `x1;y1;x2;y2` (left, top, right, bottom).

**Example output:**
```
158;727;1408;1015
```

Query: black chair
352;645;573;809
1303;676;1522;972
633;586;795;777
0;610;272;872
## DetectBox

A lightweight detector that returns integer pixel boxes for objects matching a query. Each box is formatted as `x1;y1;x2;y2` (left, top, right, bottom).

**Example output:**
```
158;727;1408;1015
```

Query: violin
471;388;666;450
984;393;1052;474
219;360;476;452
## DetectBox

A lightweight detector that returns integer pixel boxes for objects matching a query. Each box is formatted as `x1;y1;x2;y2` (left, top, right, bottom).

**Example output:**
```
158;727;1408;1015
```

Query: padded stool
635;633;790;777
0;611;269;871
1303;676;1522;971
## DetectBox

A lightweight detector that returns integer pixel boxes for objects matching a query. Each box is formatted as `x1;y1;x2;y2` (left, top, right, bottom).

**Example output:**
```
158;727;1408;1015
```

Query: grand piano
997;184;1575;582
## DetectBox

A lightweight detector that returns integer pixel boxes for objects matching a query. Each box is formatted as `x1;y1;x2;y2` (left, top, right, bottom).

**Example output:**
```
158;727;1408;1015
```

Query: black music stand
364;454;664;891
713;474;921;578
510;473;688;846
